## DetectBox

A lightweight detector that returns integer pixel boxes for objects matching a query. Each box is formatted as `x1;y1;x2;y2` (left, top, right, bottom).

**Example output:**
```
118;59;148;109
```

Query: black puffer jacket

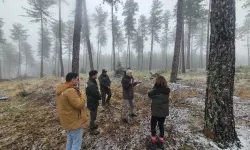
86;77;101;109
98;74;111;92
148;86;170;117
121;74;138;99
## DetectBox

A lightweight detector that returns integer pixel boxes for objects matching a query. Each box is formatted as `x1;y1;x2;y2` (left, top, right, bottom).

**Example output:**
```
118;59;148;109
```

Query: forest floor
0;67;250;150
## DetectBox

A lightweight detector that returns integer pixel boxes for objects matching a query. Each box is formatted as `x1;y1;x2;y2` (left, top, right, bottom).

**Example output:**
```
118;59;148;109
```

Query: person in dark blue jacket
148;76;170;148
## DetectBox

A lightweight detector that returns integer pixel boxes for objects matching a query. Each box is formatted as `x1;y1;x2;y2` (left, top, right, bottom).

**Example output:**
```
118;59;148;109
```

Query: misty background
0;0;248;78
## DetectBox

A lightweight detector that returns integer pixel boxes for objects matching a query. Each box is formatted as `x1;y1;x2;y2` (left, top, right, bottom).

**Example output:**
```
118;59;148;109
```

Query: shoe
158;142;164;150
89;129;100;135
122;119;128;124
129;113;137;117
94;124;98;130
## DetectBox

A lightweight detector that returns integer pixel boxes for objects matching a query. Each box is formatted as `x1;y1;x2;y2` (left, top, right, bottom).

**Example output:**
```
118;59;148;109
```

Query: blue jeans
66;128;83;150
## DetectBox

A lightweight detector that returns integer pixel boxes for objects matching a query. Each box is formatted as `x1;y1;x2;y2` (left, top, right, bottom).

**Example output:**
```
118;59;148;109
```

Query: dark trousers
89;107;98;128
151;116;166;137
101;89;112;106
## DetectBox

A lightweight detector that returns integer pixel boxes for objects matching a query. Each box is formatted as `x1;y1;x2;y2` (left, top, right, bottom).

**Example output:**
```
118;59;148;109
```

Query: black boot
89;128;100;135
129;113;137;117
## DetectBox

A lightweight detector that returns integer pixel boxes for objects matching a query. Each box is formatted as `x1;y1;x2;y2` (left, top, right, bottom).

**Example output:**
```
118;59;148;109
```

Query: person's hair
66;72;78;82
154;76;168;88
126;69;132;74
89;70;98;77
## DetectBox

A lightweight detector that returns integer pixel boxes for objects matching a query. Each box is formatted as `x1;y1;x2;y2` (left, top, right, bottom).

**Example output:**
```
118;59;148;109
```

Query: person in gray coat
121;69;140;123
148;75;170;149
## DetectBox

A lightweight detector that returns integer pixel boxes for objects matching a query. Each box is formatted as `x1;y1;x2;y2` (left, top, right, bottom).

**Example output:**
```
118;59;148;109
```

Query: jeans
122;99;134;119
89;107;98;128
101;89;112;106
66;128;83;150
151;116;166;137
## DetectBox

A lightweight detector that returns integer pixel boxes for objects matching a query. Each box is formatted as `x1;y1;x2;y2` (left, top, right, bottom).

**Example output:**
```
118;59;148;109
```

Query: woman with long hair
148;76;170;149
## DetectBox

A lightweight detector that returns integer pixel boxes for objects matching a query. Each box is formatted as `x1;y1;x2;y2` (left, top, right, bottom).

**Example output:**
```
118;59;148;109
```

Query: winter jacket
98;74;111;92
121;74;138;99
56;83;88;131
86;77;101;109
148;87;170;117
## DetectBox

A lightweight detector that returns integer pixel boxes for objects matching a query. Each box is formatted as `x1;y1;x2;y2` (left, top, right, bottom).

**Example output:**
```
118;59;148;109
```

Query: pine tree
22;0;56;78
148;0;163;71
20;42;35;76
72;0;83;73
138;15;148;70
37;29;52;62
92;5;108;71
205;0;239;148
170;0;184;83
103;0;121;71
64;20;74;72
10;23;28;77
161;10;171;69
183;0;205;69
0;18;5;79
122;0;139;68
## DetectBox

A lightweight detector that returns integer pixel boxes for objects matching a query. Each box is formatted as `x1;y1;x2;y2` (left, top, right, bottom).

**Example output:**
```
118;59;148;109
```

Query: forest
0;0;250;150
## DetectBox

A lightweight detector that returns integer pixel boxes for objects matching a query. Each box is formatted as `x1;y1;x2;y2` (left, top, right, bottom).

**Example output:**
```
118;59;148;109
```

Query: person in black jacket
86;70;101;135
98;69;112;106
121;69;140;123
148;76;170;149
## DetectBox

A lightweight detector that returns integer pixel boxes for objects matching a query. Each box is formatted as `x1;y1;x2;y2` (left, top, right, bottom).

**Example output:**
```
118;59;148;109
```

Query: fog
0;0;248;78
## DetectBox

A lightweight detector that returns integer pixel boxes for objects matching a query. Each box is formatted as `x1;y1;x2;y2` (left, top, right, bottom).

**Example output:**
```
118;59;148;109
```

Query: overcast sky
0;0;248;60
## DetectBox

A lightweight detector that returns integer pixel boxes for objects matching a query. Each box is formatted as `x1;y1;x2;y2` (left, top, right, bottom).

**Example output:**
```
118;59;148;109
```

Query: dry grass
170;90;199;101
236;88;250;100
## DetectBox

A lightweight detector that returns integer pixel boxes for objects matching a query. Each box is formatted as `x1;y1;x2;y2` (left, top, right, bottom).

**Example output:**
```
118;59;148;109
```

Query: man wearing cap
121;69;140;123
86;70;101;135
98;69;112;107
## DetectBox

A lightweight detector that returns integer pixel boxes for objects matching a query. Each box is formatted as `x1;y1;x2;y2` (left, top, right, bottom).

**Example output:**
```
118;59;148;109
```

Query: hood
56;83;71;95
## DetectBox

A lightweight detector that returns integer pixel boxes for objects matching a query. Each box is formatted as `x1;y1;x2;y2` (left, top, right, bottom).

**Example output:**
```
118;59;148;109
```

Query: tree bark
0;58;2;79
149;30;154;71
186;20;191;69
170;0;183;83
83;0;94;70
181;21;186;73
112;1;116;71
204;0;238;147
206;0;211;70
72;0;82;73
128;37;131;68
59;0;64;77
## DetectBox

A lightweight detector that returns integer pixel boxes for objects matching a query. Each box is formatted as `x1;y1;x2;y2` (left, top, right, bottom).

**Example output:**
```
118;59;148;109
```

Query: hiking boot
93;124;98;130
129;113;137;117
122;119;128;124
89;129;100;135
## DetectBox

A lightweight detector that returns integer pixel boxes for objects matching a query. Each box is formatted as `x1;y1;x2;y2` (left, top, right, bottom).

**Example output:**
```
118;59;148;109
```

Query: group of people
56;68;170;150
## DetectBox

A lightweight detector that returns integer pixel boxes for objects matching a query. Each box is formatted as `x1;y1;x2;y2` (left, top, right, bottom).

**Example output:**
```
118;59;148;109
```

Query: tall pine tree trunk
59;0;64;77
128;37;131;68
112;2;116;71
141;43;144;70
200;22;204;68
181;21;186;73
18;41;21;77
170;0;183;82
204;0;238;147
83;0;94;70
96;34;100;71
186;21;191;69
126;38;129;68
72;0;82;73
149;30;154;71
40;11;44;78
247;34;250;66
206;0;211;70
